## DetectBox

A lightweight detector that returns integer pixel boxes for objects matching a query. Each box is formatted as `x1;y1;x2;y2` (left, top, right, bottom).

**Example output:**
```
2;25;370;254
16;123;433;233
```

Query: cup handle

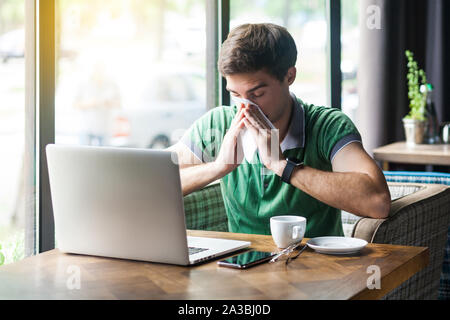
292;225;303;240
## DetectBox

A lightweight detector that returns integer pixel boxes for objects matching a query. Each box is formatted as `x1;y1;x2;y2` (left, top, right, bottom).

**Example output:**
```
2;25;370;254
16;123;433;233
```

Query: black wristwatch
281;158;304;184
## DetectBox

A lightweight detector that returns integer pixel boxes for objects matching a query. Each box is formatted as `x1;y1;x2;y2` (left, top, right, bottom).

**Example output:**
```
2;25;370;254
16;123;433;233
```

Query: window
55;0;206;149
0;0;35;265
230;0;328;106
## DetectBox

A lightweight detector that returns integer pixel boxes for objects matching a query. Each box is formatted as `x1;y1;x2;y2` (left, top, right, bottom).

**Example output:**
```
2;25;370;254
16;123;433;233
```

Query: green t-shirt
181;93;362;237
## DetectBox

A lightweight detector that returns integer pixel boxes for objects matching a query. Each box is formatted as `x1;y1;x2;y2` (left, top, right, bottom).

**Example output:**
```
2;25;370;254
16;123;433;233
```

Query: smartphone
217;251;275;269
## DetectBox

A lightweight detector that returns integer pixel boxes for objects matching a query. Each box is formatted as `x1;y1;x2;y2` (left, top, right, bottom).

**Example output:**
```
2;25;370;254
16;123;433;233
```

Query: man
169;23;390;237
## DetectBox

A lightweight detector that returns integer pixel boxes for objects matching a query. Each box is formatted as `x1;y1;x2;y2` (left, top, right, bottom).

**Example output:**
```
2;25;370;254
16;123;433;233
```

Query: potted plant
403;50;428;145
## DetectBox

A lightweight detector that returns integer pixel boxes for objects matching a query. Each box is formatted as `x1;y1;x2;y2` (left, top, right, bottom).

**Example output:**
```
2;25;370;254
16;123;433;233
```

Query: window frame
25;0;38;256
38;0;56;253
327;0;342;110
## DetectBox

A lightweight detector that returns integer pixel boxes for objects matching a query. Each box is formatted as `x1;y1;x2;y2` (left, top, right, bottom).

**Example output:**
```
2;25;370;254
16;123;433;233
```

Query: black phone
217;251;275;269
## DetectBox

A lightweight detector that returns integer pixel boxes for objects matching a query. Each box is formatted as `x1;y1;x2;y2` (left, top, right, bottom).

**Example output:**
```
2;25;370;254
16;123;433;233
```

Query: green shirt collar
280;92;305;152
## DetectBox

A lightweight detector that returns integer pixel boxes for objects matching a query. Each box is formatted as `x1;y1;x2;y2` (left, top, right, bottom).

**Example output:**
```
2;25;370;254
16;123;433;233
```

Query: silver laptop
46;144;250;265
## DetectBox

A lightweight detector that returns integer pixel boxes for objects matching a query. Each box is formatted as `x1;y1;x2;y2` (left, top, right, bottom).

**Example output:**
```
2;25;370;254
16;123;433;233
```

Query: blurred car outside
111;68;206;149
0;28;24;63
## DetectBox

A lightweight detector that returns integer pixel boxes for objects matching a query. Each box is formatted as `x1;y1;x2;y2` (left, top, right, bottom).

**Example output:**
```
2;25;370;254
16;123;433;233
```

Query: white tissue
231;96;276;163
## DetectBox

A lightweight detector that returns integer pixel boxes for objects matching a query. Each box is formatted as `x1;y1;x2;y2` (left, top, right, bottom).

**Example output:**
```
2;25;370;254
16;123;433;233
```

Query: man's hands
213;104;246;175
213;103;286;177
242;104;286;175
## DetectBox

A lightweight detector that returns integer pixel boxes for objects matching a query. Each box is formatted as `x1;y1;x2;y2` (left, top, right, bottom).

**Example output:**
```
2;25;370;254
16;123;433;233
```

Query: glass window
230;0;328;107
55;0;206;149
341;0;360;123
0;0;32;265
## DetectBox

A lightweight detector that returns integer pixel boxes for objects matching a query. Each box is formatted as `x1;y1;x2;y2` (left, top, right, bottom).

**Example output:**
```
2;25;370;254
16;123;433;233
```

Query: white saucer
307;237;368;255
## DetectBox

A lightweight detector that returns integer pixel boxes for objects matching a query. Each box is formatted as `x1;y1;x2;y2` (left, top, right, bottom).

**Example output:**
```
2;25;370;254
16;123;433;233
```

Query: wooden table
373;141;450;170
0;230;428;300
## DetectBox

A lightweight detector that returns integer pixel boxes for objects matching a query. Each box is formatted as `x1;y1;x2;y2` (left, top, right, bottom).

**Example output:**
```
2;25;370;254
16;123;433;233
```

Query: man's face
225;67;296;125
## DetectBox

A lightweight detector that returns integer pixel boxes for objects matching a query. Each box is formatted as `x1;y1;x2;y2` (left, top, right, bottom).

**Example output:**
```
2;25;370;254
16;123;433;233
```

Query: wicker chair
383;171;450;300
343;171;450;300
352;181;450;299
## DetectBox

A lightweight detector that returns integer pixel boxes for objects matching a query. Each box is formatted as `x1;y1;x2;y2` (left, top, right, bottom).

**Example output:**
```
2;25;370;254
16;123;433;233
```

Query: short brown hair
218;23;297;81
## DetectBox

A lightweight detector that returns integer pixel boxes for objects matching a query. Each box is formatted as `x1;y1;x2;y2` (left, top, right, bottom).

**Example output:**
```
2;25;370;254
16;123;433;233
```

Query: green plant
0;244;5;266
0;231;25;266
405;50;427;121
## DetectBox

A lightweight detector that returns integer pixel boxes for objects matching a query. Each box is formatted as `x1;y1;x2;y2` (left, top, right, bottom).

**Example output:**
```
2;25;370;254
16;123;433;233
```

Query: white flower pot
403;118;425;146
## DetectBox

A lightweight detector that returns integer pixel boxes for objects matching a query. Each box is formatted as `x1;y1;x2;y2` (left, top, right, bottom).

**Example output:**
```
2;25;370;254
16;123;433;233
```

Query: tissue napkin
231;96;276;163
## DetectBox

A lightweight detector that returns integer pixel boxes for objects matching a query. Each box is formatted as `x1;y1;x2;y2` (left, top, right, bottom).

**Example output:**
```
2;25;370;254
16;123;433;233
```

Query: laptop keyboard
188;247;208;255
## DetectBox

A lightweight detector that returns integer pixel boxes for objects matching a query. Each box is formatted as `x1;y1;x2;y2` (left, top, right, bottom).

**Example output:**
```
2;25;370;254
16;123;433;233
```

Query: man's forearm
180;162;226;196
276;163;390;219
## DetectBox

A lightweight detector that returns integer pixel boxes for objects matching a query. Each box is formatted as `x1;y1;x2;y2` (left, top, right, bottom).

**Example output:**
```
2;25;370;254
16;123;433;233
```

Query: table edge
350;246;429;300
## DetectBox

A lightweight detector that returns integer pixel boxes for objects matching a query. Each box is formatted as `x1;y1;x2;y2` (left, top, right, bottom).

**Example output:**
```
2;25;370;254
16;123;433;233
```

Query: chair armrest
351;218;386;242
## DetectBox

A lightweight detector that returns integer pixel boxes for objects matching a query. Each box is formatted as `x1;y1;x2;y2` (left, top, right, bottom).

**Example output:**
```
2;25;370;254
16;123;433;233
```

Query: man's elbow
368;191;391;219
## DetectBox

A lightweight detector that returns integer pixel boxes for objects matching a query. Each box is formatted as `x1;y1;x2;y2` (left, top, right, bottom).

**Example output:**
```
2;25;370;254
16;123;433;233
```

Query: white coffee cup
270;216;307;248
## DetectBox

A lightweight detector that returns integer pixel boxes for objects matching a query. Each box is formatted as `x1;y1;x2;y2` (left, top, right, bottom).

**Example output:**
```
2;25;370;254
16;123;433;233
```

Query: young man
169;23;390;237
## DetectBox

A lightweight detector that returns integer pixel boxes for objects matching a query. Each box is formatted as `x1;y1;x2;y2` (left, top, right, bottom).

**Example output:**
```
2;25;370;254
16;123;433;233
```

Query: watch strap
281;160;296;184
